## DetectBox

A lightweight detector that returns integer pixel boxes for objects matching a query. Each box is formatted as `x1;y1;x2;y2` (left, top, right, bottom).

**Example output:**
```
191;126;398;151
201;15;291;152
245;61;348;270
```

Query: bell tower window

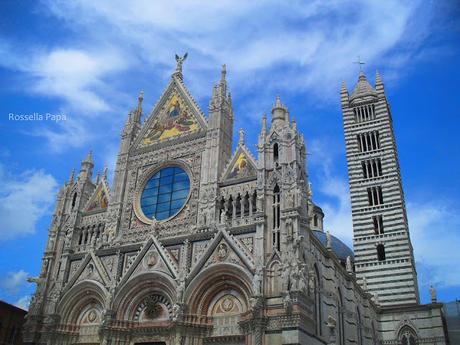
377;244;386;261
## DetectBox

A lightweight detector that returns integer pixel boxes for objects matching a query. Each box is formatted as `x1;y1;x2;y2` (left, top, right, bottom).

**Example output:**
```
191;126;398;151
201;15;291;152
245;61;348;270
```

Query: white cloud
0;270;28;295
308;138;353;246
41;0;434;98
408;201;460;289
15;295;31;310
0;166;58;240
0;0;444;153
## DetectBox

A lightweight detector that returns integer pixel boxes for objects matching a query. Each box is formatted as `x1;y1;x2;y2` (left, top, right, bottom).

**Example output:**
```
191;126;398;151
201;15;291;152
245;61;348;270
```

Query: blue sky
0;1;459;310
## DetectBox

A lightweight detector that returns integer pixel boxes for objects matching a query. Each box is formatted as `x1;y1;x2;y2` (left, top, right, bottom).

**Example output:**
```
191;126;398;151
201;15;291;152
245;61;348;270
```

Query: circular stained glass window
140;166;190;221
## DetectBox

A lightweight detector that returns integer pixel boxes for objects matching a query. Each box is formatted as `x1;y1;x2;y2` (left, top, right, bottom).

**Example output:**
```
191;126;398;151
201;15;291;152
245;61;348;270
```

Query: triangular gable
221;145;257;182
188;228;255;283
64;252;111;294
134;75;207;149
83;181;109;213
117;235;179;290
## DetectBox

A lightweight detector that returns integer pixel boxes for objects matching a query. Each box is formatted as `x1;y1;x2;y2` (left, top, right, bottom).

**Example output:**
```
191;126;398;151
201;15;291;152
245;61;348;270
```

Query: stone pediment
221;145;257;183
133;75;207;150
117;235;179;290
188;228;255;283
83;180;109;213
64;252;111;294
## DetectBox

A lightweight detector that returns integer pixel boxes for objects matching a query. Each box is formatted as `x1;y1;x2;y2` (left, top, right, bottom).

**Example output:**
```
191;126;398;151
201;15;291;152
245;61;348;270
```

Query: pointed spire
133;90;143;123
80;150;94;180
261;114;267;134
238;128;245;146
274;96;282;109
375;70;385;96
103;166;108;180
375;71;382;85
271;96;288;128
69;169;75;184
221;64;227;82
95;171;101;184
83;150;94;165
350;71;377;102
292;117;297;131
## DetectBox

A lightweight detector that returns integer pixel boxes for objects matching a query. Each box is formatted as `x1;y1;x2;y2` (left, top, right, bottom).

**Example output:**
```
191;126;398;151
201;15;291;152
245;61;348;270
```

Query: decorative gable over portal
84;181;109;213
222;146;257;182
136;75;207;149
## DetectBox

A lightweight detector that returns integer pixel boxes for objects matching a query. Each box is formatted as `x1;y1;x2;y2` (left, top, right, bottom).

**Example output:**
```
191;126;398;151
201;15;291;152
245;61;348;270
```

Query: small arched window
400;327;417;345
273;143;279;163
377;243;386;261
313;215;318;227
71;192;77;209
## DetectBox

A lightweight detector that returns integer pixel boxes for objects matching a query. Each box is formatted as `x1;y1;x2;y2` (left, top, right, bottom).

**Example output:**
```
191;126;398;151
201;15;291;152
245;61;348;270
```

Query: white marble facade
23;60;447;345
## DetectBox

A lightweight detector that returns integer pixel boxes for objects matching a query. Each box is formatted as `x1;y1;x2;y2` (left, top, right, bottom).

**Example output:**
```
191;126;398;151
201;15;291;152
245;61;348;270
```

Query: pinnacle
375;70;383;85
238;128;245;146
221;64;227;81
272;96;287;111
84;150;94;164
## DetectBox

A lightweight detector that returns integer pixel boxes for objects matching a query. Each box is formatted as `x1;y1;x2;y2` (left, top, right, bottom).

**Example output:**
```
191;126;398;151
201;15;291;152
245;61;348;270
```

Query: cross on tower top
353;56;365;71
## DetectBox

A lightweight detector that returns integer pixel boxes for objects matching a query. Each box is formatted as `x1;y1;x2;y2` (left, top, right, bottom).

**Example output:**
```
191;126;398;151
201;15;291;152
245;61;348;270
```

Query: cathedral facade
23;58;448;345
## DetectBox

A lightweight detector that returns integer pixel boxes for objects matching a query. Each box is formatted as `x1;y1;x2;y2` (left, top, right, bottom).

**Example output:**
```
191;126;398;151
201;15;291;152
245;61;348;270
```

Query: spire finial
239;128;245;146
221;64;227;81
103;166;108;180
174;53;188;77
83;150;94;165
138;90;144;106
69;169;75;184
95;171;101;184
275;95;282;107
353;55;365;72
375;70;383;85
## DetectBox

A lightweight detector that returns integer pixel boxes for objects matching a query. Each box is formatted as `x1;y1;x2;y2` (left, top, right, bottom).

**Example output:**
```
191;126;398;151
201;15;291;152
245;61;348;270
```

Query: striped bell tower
341;71;419;306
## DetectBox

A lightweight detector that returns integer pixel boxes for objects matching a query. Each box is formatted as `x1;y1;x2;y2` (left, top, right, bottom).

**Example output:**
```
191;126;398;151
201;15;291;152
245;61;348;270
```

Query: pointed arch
399;325;418;345
267;260;282;296
113;271;176;321
273;142;279;164
186;263;252;315
57;280;108;325
356;307;363;345
313;263;322;336
337;288;345;345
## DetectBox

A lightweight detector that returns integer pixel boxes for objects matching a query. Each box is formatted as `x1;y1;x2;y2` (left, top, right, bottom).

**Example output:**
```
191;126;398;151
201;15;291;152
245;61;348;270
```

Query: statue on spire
175;53;188;75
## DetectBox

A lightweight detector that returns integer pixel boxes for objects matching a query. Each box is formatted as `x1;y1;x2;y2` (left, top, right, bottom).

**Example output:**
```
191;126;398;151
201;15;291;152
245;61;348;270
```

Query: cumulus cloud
408;201;460;289
15;295;31;310
0;270;29;295
307;138;353;245
28;48;127;112
0;166;58;240
0;0;445;152
41;0;435;98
